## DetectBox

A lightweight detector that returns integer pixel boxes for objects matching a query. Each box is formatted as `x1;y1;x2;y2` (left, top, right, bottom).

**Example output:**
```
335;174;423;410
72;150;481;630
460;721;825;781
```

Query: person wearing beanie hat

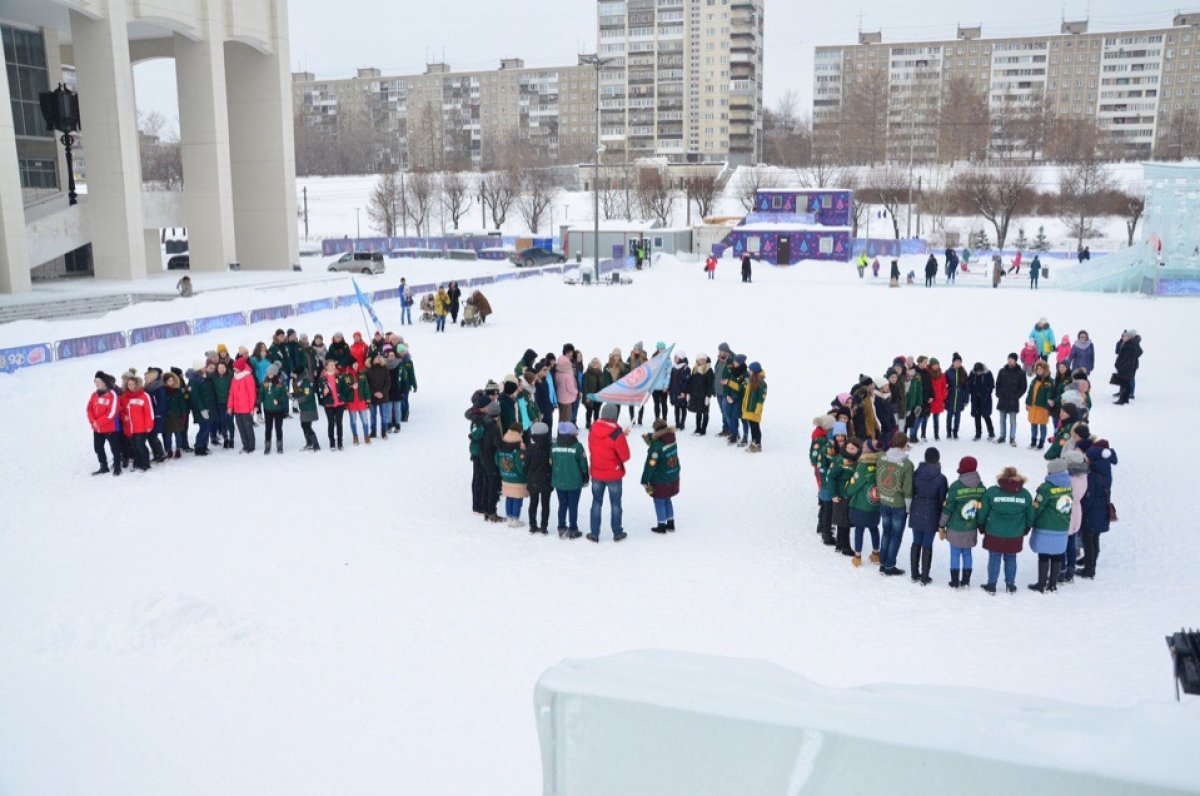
1044;400;1080;461
939;457;985;588
995;352;1028;447
87;371;124;475
908;445;948;584
1027;458;1074;592
876;431;914;577
967;362;995;440
722;355;749;444
944;355;969;440
687;354;714;437
550;421;588;538
741;361;767;452
978;467;1035;594
846;437;882;567
587;402;631;542
525;422;554;534
827;437;860;556
641;418;681;533
227;350;258;453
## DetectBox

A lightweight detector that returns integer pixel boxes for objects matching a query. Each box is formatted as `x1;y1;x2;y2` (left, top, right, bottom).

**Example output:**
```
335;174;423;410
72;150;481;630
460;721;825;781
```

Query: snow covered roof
735;222;852;233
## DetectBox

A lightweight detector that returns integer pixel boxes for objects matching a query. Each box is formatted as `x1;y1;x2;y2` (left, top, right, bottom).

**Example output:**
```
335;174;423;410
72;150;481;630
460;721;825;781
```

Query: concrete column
0;55;31;294
70;5;147;281
175;30;236;273
143;227;162;274
225;10;298;271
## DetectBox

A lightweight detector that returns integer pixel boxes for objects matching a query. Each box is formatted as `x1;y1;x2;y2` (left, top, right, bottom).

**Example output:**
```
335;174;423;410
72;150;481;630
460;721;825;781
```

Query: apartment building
292;58;597;172
597;0;764;165
813;14;1200;162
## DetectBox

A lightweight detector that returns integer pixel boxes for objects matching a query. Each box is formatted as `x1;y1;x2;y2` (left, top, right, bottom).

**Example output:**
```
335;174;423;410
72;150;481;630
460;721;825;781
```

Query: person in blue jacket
1029;317;1057;361
1066;330;1095;375
142;366;168;463
908;446;948;585
1077;440;1117;579
944;354;970;440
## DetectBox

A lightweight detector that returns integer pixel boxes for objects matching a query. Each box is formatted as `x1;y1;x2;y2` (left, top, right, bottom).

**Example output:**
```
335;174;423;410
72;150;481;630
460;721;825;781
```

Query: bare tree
479;170;517;230
517;169;560;234
636;168;674;226
953;166;1035;250
840;68;889;166
402;171;435;237
762;90;812;168
138;111;183;190
1122;191;1145;247
1155;106;1200;160
1048;117;1104;164
1058;160;1117;250
799;160;849;189
367;171;401;236
684;174;718;221
937;76;989;164
859;167;908;239
440;171;472;230
734;165;780;212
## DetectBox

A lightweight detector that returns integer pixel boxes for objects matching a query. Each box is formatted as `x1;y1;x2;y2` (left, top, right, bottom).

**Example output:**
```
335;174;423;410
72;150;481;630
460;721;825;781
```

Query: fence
0;261;598;375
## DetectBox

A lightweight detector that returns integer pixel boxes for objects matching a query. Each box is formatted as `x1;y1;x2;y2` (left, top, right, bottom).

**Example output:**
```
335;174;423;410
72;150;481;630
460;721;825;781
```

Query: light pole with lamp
580;54;614;284
38;84;81;206
356;207;361;244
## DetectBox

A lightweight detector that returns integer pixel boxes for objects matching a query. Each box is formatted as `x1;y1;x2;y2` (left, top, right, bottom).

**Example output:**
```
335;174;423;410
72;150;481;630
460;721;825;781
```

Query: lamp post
356;207;361;243
38;84;81;206
580;54;614;284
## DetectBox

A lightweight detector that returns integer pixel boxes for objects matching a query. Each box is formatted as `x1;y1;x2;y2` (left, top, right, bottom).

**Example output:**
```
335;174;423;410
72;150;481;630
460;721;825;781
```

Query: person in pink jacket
1019;340;1039;375
1060;441;1090;585
555;344;580;424
1056;335;1072;367
228;357;259;453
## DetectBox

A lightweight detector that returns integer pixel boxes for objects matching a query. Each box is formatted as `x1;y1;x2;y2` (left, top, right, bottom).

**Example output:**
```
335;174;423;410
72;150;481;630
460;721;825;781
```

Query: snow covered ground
0;256;1196;794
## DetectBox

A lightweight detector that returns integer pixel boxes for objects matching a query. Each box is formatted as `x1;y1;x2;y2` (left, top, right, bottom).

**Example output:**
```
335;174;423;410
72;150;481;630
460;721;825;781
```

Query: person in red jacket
587;402;631;542
350;332;369;370
117;371;154;471
928;357;949;441
227;357;259;453
87;371;122;476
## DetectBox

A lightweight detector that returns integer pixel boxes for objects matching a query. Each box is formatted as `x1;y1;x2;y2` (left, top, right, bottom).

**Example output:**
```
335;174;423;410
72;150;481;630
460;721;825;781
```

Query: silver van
328;251;386;275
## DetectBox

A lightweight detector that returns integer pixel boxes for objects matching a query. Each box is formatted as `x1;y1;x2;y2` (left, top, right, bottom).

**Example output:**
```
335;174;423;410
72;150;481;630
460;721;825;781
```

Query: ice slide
535;650;1199;795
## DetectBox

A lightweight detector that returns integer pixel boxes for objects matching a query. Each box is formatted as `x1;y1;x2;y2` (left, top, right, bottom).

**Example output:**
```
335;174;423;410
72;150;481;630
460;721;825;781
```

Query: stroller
419;293;437;323
461;301;483;328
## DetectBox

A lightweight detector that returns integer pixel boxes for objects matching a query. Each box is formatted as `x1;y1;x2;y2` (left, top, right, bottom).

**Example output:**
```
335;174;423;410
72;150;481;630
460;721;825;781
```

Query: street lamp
38;83;81;206
580;54;614;284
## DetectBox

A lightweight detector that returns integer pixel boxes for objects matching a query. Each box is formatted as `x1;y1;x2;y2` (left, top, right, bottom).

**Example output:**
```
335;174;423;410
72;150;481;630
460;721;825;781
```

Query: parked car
166;254;190;270
328;251;385;274
510;247;566;268
445;249;479;262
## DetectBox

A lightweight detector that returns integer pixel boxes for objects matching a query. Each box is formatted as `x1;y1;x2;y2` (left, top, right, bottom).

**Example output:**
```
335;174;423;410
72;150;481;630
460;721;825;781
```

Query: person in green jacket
211;361;233;448
162;371;190;458
1025;360;1052;450
294;375;320;452
977;466;1035;594
267;329;293;377
398;345;417;423
187;364;218;456
847;441;883;567
875;432;915;576
641;419;681;534
550;421;589;538
724;355;748;445
496;425;528;528
939;455;986;588
1028;459;1073;592
261;373;289;454
827;433;858;556
1044;403;1079;460
905;366;925;443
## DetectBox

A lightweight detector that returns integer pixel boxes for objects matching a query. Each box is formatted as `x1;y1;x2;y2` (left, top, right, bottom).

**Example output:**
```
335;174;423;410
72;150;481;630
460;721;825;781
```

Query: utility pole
580;54;614;283
400;170;408;237
356;207;361;242
302;186;309;240
906;110;915;239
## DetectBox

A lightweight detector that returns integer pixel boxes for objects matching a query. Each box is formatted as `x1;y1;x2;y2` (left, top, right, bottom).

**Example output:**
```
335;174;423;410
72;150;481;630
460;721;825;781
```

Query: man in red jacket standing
588;402;631;542
87;371;121;476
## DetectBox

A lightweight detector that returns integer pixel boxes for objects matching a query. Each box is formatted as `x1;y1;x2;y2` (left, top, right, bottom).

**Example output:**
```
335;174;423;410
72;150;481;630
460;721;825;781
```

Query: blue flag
588;344;675;406
352;278;384;334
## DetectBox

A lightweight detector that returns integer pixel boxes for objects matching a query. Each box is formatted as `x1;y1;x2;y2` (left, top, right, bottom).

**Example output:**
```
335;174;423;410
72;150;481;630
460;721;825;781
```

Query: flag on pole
587;344;674;406
352;277;384;334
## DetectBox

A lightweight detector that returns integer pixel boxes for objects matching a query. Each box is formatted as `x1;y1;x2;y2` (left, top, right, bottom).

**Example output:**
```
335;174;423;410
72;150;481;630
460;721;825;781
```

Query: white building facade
0;0;298;295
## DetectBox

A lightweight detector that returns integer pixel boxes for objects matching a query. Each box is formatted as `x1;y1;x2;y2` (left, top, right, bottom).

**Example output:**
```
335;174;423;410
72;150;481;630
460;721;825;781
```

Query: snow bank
536;650;1200;795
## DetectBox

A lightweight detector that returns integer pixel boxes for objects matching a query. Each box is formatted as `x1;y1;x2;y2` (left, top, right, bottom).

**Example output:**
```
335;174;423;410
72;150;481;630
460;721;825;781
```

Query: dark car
167;254;190;270
329;251;386;275
510;247;565;268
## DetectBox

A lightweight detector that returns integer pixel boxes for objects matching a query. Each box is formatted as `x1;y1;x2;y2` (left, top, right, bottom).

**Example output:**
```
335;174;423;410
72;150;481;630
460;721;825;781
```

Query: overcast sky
134;0;1184;136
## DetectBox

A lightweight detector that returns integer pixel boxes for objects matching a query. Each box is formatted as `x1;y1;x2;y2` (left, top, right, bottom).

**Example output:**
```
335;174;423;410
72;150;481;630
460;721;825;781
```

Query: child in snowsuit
939;456;985;588
1020;341;1039;376
525;422;553;534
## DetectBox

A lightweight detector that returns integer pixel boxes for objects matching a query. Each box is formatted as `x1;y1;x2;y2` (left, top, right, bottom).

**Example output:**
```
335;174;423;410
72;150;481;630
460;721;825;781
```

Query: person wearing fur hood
977;466;1035;594
669;350;692;431
641;419;681;534
939;456;986;589
688;354;715;436
117;370;154;471
1066;330;1094;375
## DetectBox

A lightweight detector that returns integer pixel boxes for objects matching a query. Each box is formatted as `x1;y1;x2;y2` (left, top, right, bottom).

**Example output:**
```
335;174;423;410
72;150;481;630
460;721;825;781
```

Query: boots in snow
264;445;271;455
1028;557;1051;592
869;551;881;565
364;434;371;445
981;583;997;594
852;554;862;568
919;547;933;585
92;467;109;476
909;545;921;582
276;440;283;454
1006;583;1018;594
651;524;668;534
352;434;360;445
960;568;972;588
949;569;960;589
1047;558;1061;592
666;519;675;533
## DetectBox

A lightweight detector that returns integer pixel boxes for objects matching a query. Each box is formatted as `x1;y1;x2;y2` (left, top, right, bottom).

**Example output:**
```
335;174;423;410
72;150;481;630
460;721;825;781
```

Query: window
3;25;52;139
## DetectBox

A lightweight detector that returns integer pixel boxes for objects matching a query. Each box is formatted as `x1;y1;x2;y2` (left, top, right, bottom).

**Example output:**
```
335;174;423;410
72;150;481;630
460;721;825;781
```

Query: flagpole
352;277;371;339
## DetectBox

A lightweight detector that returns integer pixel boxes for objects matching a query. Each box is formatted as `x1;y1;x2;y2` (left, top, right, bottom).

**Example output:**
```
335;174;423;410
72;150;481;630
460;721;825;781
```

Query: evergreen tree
1014;227;1030;250
1031;225;1051;252
970;227;991;251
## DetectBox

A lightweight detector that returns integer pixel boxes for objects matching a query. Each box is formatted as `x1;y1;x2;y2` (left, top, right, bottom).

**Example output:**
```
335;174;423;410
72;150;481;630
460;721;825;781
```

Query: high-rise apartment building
813;14;1200;163
292;58;597;173
597;0;764;165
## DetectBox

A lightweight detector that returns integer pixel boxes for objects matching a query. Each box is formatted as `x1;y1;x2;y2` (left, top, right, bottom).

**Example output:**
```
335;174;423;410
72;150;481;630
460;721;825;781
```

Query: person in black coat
687;356;715;435
908;446;948;585
741;253;752;283
994;354;1028;446
447;281;462;324
525;422;553;533
1077;441;1117;578
479;404;504;523
967;362;995;440
924;254;938;287
1113;330;1142;405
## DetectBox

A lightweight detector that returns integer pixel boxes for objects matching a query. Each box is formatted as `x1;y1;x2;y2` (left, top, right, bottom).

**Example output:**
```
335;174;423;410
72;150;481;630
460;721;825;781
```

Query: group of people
86;327;419;474
463;340;768;541
807;321;1123;594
